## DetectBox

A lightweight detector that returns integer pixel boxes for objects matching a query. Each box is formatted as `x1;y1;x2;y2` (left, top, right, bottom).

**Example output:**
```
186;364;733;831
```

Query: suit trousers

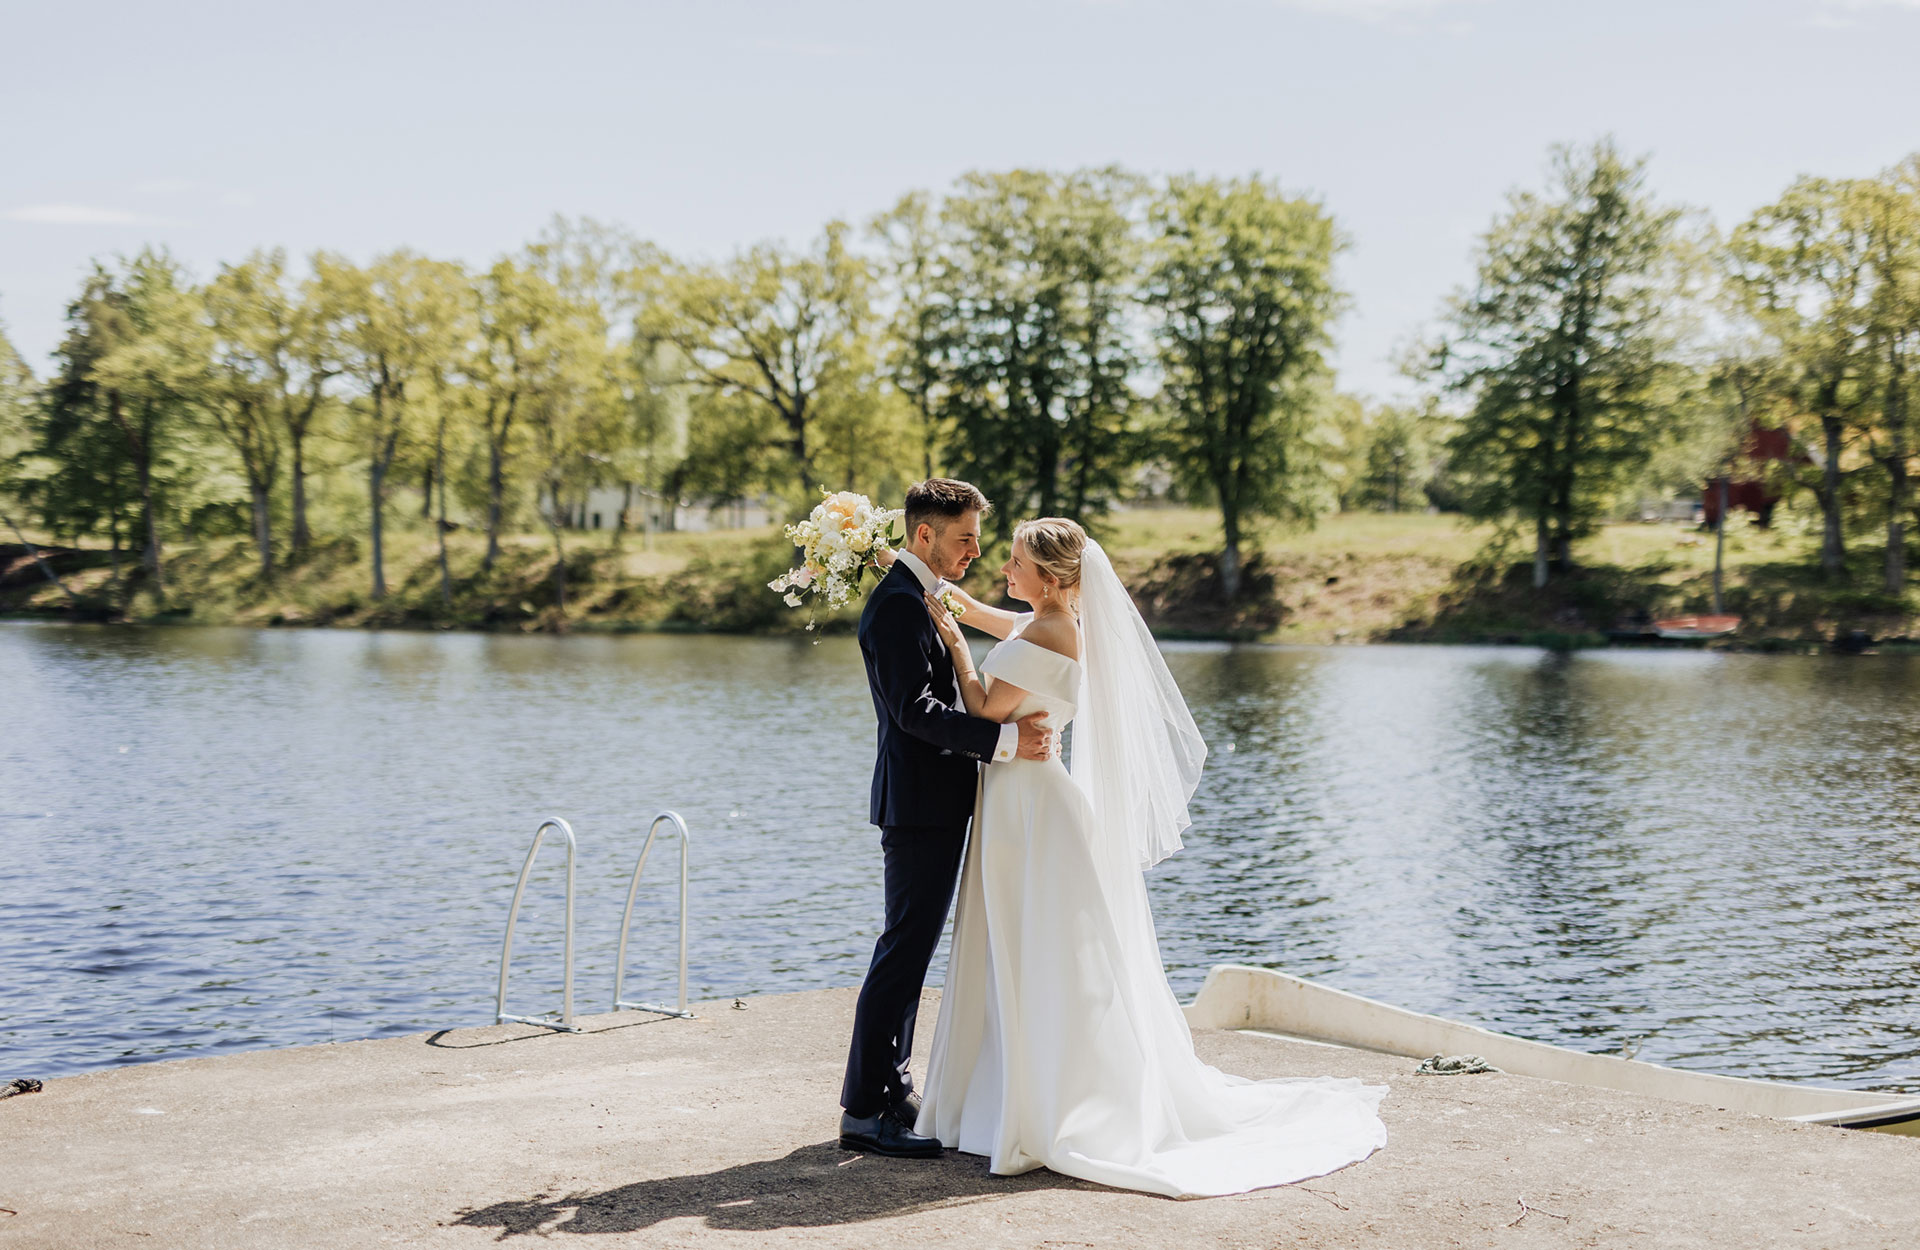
840;821;969;1118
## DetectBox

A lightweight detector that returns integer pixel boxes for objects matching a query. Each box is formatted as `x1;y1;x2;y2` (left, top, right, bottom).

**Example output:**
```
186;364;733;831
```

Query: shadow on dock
422;1016;675;1050
450;1142;1093;1236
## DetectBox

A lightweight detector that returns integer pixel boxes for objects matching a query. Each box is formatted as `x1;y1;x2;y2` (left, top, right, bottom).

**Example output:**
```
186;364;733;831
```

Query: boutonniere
936;585;966;618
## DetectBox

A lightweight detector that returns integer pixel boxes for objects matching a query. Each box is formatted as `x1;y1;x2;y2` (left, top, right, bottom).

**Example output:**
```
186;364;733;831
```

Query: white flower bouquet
769;490;908;620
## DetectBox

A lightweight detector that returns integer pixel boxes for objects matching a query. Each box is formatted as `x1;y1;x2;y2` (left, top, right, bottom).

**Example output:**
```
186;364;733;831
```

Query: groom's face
927;509;984;581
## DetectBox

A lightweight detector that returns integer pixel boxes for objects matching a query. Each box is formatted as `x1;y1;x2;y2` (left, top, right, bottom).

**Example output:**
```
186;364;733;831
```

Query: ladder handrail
612;810;693;1018
494;816;580;1033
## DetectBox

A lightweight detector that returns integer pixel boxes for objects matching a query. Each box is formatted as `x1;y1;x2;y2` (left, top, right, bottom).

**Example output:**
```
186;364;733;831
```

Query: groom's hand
1015;712;1055;761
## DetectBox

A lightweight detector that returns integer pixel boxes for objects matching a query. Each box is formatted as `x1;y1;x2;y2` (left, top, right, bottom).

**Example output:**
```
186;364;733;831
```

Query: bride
914;516;1387;1199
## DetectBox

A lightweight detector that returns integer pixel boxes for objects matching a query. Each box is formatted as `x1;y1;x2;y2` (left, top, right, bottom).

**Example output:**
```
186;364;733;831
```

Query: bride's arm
872;546;1018;640
929;594;1030;722
943;583;1021;641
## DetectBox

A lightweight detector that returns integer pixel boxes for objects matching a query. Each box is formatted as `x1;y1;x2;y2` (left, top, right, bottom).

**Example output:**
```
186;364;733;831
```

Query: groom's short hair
904;478;989;537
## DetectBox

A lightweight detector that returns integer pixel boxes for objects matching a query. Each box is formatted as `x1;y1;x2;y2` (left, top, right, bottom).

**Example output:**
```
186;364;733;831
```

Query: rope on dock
1;1078;43;1099
1416;1054;1498;1075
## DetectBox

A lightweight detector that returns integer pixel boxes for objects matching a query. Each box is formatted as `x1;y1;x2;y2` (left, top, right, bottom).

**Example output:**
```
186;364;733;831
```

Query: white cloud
5;204;156;225
1272;0;1489;28
1278;0;1483;13
754;37;867;58
1802;0;1920;29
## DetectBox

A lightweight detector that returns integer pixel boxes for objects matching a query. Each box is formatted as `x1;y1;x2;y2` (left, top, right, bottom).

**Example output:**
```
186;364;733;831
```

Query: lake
4;623;1919;1093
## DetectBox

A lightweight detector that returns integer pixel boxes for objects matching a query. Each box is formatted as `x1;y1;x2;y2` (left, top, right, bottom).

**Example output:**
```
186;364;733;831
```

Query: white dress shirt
894;549;1018;764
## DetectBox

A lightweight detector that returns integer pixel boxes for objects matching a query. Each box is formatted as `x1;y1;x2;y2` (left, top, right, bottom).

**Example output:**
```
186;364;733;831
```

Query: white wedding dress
916;611;1388;1198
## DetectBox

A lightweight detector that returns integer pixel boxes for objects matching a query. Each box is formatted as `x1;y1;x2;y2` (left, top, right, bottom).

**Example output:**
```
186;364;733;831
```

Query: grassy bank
5;508;1917;647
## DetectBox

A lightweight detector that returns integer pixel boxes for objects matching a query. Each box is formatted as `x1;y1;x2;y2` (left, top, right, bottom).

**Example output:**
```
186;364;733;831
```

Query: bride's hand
925;593;965;652
873;547;897;570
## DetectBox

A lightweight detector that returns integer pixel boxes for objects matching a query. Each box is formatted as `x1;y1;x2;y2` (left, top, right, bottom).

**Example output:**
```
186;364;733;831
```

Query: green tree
203;252;296;575
1441;140;1686;588
869;191;948;479
1727;176;1886;580
322;250;469;600
0;320;84;607
470;259;548;569
607;333;691;542
0;319;33;509
86;251;210;595
923;168;1144;539
640;224;872;495
22;278;135;576
520;286;616;616
1145;174;1342;598
1861;163;1920;593
675;388;788;514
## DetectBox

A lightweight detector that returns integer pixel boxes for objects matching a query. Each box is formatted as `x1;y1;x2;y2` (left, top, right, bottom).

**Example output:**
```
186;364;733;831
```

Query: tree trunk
420;461;434;519
435;418;452;609
783;394;811;488
1887;455;1908;596
289;427;310;556
1550;463;1576;573
545;484;568;626
137;444;163;593
1219;505;1243;601
1533;513;1550;590
113;391;164;593
1819;414;1846;579
1885;353;1908;596
107;464;123;585
484;419;508;572
249;477;274;578
612;481;633;551
370;458;389;600
1036;430;1060;519
1713;475;1728;616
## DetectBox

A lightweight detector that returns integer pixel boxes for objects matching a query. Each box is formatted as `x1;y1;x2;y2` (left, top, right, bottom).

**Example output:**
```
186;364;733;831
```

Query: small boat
1183;965;1920;1136
1653;614;1742;640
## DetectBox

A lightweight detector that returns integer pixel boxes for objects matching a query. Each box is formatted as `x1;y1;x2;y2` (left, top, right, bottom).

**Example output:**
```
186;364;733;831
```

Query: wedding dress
916;545;1388;1198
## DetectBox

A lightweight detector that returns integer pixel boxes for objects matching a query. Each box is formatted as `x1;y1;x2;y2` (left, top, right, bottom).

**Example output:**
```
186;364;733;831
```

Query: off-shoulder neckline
996;634;1081;670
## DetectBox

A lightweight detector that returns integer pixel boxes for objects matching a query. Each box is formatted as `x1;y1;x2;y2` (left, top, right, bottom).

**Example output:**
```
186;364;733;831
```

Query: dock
6;986;1916;1248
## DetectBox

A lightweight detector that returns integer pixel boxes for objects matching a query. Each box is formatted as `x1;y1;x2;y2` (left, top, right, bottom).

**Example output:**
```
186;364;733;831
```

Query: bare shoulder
1020;613;1080;662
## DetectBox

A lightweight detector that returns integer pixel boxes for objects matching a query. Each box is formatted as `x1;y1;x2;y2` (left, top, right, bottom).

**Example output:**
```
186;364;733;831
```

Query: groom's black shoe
839;1105;942;1158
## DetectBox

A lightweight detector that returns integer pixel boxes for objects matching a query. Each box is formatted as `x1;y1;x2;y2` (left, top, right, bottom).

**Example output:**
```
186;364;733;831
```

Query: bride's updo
1014;517;1088;596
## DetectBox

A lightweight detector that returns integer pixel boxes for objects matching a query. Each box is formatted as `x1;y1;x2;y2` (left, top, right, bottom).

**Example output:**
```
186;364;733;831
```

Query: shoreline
7;609;1917;655
8;510;1919;650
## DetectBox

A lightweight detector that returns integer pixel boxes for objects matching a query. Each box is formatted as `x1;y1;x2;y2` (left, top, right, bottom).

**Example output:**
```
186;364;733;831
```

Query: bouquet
770;490;908;621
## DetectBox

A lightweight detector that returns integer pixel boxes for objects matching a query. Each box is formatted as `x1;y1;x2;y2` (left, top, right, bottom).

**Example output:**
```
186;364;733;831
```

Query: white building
567;485;777;533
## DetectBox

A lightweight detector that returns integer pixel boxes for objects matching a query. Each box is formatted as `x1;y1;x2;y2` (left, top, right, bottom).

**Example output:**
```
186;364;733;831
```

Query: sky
4;0;1919;400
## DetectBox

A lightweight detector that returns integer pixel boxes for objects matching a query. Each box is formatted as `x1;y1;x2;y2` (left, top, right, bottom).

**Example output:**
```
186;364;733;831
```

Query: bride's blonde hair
1013;517;1087;594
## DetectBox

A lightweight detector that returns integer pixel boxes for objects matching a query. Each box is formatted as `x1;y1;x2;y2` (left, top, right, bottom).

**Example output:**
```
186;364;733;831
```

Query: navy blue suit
841;562;1002;1117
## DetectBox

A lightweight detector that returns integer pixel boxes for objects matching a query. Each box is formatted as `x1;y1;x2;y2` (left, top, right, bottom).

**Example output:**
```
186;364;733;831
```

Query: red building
1703;426;1796;529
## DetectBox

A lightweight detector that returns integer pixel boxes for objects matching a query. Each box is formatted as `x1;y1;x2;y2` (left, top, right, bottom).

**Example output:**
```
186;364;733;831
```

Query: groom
839;478;1053;1157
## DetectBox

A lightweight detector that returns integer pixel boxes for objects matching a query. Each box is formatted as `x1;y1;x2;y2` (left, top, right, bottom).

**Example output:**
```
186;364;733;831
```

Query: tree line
1438;140;1920;593
3;144;1919;615
0;170;1341;605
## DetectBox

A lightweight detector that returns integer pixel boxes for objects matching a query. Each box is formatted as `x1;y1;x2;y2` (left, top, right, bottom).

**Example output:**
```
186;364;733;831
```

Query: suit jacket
858;562;1002;827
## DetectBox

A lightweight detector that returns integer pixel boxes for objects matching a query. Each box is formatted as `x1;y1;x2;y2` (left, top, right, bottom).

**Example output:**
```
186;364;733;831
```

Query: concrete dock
5;986;1916;1249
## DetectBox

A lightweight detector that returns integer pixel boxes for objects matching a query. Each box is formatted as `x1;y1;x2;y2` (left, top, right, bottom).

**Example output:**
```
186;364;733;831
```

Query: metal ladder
494;816;582;1033
612;811;694;1019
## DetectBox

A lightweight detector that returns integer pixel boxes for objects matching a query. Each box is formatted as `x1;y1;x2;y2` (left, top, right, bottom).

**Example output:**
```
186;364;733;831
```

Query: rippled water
5;623;1919;1092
